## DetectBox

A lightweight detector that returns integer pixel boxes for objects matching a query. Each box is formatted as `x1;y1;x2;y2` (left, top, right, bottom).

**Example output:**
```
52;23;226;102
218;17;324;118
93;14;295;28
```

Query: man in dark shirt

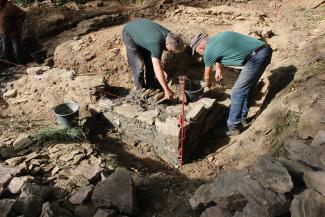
0;0;27;65
122;19;185;99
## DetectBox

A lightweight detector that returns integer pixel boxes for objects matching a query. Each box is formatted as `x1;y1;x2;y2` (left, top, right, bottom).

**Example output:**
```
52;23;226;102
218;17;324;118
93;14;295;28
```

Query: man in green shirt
191;31;272;136
122;19;185;99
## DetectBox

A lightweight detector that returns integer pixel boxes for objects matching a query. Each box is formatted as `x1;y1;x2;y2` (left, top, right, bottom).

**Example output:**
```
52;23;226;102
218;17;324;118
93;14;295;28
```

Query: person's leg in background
122;30;145;88
11;36;25;65
142;48;159;89
2;35;14;63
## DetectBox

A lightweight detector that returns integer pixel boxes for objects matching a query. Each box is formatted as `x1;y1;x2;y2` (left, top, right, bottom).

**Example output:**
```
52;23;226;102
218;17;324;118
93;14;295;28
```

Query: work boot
241;117;248;126
226;128;241;136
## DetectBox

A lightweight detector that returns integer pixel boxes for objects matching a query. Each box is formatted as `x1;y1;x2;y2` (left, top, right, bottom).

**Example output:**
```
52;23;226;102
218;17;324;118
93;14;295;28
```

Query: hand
215;70;223;81
164;88;174;99
204;77;212;88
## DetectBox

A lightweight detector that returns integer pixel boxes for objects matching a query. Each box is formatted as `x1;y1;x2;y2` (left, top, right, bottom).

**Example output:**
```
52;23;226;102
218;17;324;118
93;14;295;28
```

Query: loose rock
40;202;74;217
13;134;33;151
91;168;137;215
190;169;248;212
303;171;325;196
249;155;293;193
200;206;232;217
290;189;325;217
8;176;34;194
12;196;43;217
69;185;94;205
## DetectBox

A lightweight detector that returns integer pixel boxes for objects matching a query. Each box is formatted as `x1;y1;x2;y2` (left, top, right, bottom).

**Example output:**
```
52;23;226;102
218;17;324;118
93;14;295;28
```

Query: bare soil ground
0;0;324;216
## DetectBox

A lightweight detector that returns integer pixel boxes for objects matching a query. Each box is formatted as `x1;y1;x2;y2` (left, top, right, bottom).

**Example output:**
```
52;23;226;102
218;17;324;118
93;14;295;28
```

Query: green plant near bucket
33;127;85;142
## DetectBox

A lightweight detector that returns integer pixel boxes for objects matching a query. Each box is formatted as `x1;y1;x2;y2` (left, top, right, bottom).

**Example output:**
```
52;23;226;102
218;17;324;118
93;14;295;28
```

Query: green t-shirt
204;31;264;67
124;19;170;59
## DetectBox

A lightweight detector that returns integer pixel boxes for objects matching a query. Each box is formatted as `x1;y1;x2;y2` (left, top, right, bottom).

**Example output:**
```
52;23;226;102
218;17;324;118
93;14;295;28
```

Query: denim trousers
121;30;158;89
227;46;272;130
1;35;24;65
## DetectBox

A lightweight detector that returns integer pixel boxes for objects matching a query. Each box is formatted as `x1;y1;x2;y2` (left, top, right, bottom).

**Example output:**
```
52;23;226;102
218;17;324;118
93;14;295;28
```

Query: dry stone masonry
97;88;224;166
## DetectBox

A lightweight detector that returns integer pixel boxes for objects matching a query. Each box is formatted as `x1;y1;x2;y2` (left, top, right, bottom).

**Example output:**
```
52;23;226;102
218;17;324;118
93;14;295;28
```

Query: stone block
5;156;26;166
284;137;325;170
8;176;34;194
69;185;94;205
290;189;325;217
237;175;291;217
13;134;33;151
137;109;159;125
190;169;248;212
303;171;325;196
113;104;143;118
74;161;103;181
249;155;293;193
155;117;180;137
91;168;137;215
0;163;22;185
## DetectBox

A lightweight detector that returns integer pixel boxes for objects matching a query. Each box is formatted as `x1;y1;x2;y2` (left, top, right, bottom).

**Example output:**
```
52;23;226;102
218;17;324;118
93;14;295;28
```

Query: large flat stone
91;168;137;215
190;169;248;212
298;103;325;139
113;104;143;118
8;176;34;194
155;117;180;137
238;175;291;217
13;134;33;151
200;206;232;217
74;161;103;181
186;98;216;121
137;109;159;125
69;185;94;205
249;155;293;193
290;189;325;217
0;163;22;185
303;171;325;196
284;137;325;170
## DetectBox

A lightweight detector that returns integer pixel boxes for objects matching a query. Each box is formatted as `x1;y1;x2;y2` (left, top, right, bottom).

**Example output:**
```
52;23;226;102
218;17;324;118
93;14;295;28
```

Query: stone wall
97;90;224;167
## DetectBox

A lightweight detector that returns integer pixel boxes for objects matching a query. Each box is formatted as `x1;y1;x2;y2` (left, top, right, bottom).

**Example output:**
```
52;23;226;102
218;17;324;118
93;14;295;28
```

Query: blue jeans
1;35;24;65
227;46;272;130
121;30;158;89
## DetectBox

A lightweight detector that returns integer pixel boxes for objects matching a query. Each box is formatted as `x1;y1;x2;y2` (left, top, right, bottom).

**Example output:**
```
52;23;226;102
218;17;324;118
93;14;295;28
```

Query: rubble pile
0;134;138;217
190;132;325;217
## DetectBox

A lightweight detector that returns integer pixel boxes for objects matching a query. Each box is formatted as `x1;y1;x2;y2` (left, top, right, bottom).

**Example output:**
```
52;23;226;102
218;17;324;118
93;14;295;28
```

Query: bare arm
204;66;213;87
215;62;223;81
152;57;174;99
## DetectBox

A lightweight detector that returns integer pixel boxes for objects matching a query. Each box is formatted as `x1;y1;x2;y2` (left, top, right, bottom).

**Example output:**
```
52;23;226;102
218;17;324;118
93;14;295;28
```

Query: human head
190;33;208;55
165;32;185;53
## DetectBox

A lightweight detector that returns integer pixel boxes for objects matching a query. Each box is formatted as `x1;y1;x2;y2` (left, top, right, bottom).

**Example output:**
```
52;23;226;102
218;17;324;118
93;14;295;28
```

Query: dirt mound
2;67;104;125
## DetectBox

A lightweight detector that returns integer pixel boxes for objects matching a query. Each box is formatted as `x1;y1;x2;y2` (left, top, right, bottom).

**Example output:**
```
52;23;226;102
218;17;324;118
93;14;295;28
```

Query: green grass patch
33;127;85;142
